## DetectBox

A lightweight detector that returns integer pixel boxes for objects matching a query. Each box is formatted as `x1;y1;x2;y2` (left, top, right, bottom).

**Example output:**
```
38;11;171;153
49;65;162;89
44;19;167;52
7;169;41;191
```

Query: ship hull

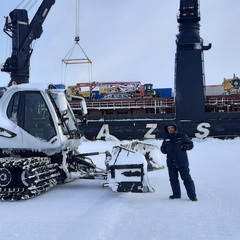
78;112;240;140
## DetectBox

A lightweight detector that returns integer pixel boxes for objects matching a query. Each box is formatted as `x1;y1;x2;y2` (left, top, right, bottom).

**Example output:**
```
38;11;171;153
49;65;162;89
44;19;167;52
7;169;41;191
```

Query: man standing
160;122;197;201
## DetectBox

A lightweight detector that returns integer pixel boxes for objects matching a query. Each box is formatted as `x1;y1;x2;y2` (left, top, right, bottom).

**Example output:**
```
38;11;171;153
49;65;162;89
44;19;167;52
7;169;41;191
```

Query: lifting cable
62;0;92;85
16;0;39;11
4;0;39;57
15;0;25;8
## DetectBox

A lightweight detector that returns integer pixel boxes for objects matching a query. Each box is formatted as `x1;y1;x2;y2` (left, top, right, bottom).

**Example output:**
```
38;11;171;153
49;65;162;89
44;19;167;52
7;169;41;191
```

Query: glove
181;144;188;151
161;147;167;154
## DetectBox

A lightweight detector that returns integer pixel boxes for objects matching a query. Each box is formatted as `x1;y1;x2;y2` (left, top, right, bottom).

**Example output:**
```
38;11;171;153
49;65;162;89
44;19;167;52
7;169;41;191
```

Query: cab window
7;91;57;141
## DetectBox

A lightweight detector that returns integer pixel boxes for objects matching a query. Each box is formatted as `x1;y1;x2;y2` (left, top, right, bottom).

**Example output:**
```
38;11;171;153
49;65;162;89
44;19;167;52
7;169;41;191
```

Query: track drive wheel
17;169;32;188
0;167;16;188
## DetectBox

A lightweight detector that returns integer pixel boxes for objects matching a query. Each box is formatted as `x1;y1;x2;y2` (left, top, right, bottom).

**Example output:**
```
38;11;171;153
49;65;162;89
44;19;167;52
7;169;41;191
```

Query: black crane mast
1;0;55;86
175;0;211;121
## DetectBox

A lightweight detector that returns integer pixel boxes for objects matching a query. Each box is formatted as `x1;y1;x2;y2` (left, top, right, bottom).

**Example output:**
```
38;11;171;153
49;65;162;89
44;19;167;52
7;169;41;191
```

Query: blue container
92;90;104;99
153;88;172;98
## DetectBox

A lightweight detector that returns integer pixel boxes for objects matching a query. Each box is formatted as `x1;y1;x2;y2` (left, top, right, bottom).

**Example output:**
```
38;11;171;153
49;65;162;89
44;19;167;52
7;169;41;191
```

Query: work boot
190;197;198;201
169;195;181;199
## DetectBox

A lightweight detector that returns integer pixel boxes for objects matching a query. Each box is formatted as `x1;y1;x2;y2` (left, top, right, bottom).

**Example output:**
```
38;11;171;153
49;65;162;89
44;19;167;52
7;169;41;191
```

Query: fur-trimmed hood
163;121;178;134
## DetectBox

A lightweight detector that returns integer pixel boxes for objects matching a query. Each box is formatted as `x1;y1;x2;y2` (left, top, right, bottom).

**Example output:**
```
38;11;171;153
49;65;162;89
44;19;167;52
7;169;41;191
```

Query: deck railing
69;97;240;113
70;98;175;111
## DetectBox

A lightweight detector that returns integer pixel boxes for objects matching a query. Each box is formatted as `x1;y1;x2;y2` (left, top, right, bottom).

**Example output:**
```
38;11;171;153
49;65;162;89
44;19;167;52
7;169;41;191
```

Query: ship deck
69;95;240;116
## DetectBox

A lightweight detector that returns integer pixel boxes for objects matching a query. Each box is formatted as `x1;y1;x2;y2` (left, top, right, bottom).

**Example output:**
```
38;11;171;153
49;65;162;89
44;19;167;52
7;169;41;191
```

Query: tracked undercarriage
0;154;109;201
0;157;60;201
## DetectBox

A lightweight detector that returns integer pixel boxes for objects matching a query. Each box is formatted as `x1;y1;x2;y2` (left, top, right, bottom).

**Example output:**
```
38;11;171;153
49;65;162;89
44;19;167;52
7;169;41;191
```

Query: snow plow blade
103;146;154;193
121;141;164;171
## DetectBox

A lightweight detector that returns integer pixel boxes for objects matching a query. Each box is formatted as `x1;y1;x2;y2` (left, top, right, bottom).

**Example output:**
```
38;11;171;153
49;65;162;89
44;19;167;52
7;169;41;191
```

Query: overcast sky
0;0;240;89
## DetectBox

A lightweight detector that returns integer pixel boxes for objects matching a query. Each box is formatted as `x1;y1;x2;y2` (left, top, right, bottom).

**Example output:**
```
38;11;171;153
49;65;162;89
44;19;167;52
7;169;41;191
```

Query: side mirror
79;98;88;116
57;92;68;114
69;95;88;116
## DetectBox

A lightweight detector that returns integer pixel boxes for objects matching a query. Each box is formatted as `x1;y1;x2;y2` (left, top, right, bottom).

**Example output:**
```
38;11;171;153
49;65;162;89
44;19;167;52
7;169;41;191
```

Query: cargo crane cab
144;84;153;97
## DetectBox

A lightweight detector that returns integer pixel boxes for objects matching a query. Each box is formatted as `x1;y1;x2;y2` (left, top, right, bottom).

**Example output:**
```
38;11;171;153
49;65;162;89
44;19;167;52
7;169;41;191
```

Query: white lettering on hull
96;124;110;139
144;124;157;139
95;122;211;139
195;123;210;139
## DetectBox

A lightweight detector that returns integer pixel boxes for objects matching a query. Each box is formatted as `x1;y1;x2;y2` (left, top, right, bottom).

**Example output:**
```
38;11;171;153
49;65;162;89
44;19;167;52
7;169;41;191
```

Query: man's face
167;125;175;134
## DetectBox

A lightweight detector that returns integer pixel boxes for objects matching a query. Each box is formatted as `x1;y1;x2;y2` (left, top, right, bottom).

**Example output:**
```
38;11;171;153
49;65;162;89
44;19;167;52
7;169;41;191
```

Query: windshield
49;92;81;139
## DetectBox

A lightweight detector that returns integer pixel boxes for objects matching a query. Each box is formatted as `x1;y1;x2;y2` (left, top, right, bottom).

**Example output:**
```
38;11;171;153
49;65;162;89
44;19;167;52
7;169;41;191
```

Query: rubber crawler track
0;157;61;201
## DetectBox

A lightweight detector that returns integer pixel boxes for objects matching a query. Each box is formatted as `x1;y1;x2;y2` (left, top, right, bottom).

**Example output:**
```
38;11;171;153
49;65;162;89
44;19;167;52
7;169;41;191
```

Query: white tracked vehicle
0;83;101;200
0;1;160;200
0;83;158;200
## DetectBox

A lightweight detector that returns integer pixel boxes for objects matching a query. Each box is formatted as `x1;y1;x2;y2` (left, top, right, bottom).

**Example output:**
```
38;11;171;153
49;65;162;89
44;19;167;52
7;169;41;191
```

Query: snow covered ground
0;137;240;240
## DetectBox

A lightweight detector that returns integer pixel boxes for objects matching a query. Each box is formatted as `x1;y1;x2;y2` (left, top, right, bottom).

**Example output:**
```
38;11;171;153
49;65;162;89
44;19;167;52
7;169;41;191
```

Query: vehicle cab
0;83;86;157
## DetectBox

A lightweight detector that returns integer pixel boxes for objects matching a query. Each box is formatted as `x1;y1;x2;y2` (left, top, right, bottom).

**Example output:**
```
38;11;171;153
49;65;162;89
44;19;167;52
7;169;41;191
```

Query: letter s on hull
195;123;210;139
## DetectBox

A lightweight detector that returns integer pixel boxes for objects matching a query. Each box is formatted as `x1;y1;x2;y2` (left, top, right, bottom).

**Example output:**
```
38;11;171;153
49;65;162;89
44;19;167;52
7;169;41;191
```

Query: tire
0;167;16;188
